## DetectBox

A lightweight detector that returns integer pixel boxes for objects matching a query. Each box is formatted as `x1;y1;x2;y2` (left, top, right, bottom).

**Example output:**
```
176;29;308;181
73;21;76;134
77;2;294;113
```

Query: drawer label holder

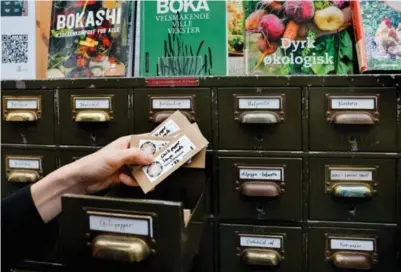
325;235;377;270
233;94;285;124
325;166;378;198
71;96;113;122
236;165;285;197
149;95;196;123
2;95;42;121
5;155;43;183
238;234;285;266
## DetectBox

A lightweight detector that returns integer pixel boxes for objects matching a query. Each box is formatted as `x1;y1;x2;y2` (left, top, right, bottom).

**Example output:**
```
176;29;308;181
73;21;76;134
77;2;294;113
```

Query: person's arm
1;136;153;269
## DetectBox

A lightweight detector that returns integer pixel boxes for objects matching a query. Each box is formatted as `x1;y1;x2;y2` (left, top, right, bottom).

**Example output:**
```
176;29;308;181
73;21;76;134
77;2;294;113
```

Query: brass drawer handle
6;111;38;122
241;248;282;266
75;111;110;122
331;112;375;125
153;111;191;123
239;181;281;197
331;183;373;198
239;111;280;124
92;234;151;263
331;252;372;270
8;170;40;183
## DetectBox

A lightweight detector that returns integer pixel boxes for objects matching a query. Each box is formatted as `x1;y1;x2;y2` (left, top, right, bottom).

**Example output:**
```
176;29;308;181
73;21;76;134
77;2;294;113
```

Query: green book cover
139;0;227;77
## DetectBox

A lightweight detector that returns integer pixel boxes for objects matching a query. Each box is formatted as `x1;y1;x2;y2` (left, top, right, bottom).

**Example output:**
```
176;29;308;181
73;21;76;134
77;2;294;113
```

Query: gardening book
244;0;354;75
1;0;36;80
47;0;136;79
227;0;245;75
139;0;227;77
351;0;401;73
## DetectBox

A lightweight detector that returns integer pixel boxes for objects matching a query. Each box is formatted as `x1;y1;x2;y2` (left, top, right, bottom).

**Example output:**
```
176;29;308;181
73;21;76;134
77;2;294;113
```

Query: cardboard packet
150;110;191;137
133;124;209;193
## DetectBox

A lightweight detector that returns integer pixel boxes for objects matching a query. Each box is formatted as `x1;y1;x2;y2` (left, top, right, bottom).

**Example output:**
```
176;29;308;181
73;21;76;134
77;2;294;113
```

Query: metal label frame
235;164;286;191
236;233;286;256
233;93;285;121
2;95;42;119
5;155;43;179
71;95;114;120
148;94;196;122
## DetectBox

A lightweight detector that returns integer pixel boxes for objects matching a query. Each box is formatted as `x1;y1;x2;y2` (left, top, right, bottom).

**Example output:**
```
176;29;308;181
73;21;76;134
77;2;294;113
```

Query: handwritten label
143;135;196;183
6;99;38;109
330;169;373;181
151;119;180;137
75;99;110;109
240;236;282;249
152;99;191;109
239;168;283;181
238;98;281;110
330;239;374;252
331;98;375;110
89;215;152;237
8;158;40;169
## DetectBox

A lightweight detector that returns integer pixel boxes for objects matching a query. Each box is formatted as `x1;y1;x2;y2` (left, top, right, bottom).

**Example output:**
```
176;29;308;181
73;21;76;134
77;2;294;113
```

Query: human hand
65;135;153;194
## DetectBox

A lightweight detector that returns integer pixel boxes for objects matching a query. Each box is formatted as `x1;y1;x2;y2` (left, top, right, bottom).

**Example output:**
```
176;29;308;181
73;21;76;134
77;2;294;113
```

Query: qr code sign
1;34;28;64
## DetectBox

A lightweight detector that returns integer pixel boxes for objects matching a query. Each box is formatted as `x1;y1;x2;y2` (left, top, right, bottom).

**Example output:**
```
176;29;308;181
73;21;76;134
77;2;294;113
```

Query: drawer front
190;222;215;272
218;157;303;221
133;88;212;145
1;91;55;145
308;226;397;272
219;224;303;272
59;149;97;167
309;88;397;151
59;90;129;146
218;88;302;150
309;158;397;223
1;148;57;198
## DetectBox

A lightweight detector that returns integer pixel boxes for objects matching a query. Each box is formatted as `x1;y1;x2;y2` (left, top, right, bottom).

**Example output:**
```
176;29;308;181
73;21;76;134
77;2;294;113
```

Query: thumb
118;147;154;166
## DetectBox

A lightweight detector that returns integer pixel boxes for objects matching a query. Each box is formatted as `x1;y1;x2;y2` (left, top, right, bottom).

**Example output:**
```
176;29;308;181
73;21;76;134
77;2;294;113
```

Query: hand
66;135;153;194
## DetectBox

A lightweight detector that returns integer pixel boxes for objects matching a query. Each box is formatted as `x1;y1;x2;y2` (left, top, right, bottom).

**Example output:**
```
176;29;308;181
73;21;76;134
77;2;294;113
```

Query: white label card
240;236;282;249
239;168;283;181
331;98;376;110
151;119;180;137
330;239;374;252
75;99;110;109
89;215;152;237
238;98;281;110
139;139;169;155
8;159;40;170
143;135;196;183
6;99;38;109
152;99;191;109
330;170;373;181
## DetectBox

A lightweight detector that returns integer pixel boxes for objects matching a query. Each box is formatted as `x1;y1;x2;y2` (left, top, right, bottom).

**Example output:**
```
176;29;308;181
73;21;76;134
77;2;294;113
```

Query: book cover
351;0;401;73
47;0;136;79
244;0;354;75
1;0;36;80
227;0;245;75
139;0;227;77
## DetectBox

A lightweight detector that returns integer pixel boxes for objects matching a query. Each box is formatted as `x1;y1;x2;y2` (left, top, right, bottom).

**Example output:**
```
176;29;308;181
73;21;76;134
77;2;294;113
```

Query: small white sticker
89;215;152;237
240;236;282;249
330;170;373;181
75;99;110;109
239;168;283;181
8;159;40;170
331;98;375;110
238;98;281;110
6;99;38;109
143;135;196;183
330;239;374;252
152;99;191;109
151;119;180;137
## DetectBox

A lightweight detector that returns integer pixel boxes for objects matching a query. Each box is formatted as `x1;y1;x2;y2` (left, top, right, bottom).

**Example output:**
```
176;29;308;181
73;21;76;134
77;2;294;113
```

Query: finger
118;147;154;165
119;173;139;187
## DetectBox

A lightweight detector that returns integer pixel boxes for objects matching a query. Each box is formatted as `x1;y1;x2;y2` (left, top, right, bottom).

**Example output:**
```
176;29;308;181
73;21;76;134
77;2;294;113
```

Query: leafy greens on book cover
47;0;135;79
139;0;227;77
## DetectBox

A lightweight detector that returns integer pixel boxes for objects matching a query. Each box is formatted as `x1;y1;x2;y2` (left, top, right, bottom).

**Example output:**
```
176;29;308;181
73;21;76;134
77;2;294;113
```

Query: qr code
1;34;28;64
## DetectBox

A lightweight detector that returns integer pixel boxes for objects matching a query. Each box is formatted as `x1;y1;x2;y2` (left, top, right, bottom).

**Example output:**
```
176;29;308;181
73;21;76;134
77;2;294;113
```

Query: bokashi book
244;0;354;75
47;0;136;79
139;0;227;77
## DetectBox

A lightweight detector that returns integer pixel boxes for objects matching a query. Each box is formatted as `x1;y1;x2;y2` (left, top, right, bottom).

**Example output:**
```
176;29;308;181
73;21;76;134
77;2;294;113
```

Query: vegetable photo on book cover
47;0;135;79
244;0;354;75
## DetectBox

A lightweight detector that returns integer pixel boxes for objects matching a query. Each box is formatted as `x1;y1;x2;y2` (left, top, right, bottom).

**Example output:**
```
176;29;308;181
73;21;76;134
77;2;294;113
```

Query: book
244;0;354;75
227;0;245;75
351;0;401;73
1;0;36;80
47;0;136;79
139;0;227;77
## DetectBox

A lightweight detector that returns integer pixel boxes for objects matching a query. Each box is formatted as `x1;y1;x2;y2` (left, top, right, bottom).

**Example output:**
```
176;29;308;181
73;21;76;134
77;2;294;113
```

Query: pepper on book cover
47;0;135;79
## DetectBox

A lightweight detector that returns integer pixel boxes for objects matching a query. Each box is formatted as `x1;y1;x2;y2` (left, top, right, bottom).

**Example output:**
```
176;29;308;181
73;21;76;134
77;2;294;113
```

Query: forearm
31;164;85;223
